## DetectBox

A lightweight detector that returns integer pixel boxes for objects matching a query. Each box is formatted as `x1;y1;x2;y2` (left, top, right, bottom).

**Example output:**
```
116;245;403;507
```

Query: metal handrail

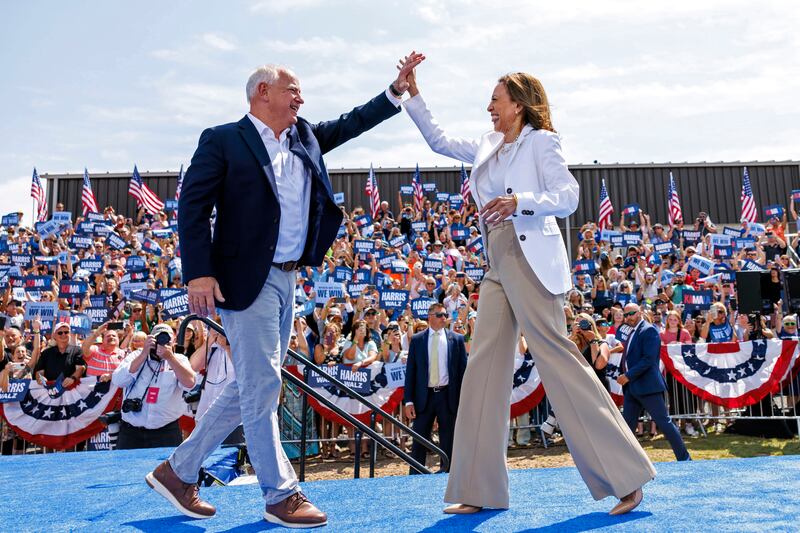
177;315;449;478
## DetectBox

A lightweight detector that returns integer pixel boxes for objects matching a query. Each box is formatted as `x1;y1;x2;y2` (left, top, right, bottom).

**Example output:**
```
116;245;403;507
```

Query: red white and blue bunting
0;377;119;450
604;351;625;406
510;350;545;417
660;339;798;408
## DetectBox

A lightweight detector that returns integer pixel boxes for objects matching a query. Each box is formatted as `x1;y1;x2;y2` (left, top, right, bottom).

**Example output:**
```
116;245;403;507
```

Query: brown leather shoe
145;460;216;519
443;503;483;514
264;492;327;528
609;487;643;516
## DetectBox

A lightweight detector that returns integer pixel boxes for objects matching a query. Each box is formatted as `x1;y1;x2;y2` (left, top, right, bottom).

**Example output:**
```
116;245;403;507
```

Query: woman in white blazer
400;64;656;516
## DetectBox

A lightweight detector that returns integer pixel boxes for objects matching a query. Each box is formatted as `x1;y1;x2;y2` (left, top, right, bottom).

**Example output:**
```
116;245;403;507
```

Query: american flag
30;167;48;222
174;164;184;218
412;164;424;211
82;168;99;215
129;165;165;214
598;179;614;229
740;167;757;223
459;163;471;205
364;164;380;218
667;172;683;227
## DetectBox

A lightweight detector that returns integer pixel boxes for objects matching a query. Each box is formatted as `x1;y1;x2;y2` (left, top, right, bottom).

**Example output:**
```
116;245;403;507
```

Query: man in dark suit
618;303;690;462
146;53;425;529
403;302;468;474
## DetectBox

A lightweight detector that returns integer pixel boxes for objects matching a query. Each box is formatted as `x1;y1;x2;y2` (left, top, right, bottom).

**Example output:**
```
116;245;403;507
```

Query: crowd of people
1;189;799;458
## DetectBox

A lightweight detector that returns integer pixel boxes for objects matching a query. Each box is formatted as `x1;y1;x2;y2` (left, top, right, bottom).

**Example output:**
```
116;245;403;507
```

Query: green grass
642;431;800;462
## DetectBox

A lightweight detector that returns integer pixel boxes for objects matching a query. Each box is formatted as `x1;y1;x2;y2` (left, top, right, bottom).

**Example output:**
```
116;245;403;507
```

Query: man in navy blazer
617;303;690;461
403;302;468;474
146;53;425;529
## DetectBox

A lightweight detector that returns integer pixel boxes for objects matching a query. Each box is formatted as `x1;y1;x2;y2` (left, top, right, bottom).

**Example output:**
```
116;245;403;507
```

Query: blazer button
519;235;526;241
506;188;513;194
269;245;275;251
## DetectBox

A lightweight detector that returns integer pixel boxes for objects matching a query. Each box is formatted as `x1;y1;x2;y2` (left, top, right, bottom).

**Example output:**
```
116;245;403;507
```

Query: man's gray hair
245;64;296;103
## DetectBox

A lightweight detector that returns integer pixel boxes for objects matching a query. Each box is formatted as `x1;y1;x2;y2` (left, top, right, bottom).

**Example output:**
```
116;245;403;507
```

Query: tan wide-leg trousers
444;221;656;508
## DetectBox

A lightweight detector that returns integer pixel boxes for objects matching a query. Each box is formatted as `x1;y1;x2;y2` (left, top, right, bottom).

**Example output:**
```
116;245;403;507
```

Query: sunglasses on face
431;312;448;318
55;330;70;336
785;322;797;327
623;311;638;317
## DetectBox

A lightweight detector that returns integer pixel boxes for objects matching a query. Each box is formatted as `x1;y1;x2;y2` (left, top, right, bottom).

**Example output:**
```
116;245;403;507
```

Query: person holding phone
81;322;126;382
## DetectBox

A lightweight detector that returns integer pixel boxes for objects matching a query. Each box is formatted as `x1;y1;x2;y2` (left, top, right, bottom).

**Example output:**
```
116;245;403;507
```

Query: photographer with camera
112;324;196;449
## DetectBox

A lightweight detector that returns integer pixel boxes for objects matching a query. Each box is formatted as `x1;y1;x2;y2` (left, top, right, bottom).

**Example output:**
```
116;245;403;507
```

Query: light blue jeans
169;269;298;505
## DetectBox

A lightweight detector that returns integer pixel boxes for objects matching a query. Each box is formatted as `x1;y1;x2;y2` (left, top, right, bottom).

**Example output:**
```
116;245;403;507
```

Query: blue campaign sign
733;237;756;250
0;379;31;403
451;224;468;240
353;268;372;283
34;256;59;269
58;280;88;298
11;254;33;268
687;255;714;275
436;192;450;202
294;299;315;318
410;297;436;319
93;224;111;237
713;245;733;258
360;224;375;238
2;213;20;226
422;183;437;192
23;275;53;291
449;194;464;211
723;226;743;237
131;289;160;304
164;199;178;213
333;266;353;283
75;221;95;235
24;301;58;321
389;235;406;249
37;219;61;239
143;238;162;256
622;232;641;246
390;260;409;274
69;313;92;335
741;259;765;272
573;259;597;275
616;293;634;306
333;192;345;205
125;256;147;272
121;270;149;283
374;271;392;287
159;288;184;299
600;229;620;242
379;254;394;269
764;204;784;219
120;281;148;299
400;185;414;195
354;214;373;228
105;232;127;250
660;270;675;285
152;228;173;239
308;364;371;394
610;234;625;248
79;258;104;274
379;289;409;310
314;281;346;306
347;281;368;297
336;224;347;238
464;266;485;282
161;289;189;319
353;239;375;256
615;324;635;345
654;241;674;256
682;230;702;244
714;265;735;283
710;234;732;247
86;212;106;223
746;222;766;235
682;289;713;312
422;258;443;274
57;251;76;265
69;235;93;249
52;211;73;226
411;221;427;233
622;203;640;216
467;236;483;254
85;306;110;326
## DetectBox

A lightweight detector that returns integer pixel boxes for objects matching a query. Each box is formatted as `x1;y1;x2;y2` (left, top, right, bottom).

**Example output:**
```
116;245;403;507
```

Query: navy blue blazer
178;91;400;310
623;321;667;396
403;329;468;414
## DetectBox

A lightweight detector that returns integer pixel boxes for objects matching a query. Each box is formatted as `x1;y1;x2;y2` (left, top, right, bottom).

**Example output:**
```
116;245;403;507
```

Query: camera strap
126;357;161;402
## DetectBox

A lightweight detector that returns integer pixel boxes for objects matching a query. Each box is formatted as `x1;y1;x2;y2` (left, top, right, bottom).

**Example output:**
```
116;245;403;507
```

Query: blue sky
2;1;798;220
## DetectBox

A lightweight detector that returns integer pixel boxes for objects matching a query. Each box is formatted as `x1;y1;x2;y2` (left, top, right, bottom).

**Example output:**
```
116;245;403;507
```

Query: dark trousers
409;387;456;474
117;419;182;450
622;390;691;461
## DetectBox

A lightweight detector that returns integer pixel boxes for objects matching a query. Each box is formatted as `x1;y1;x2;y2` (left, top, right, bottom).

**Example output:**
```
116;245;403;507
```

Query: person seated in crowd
111;324;195;449
33;322;85;389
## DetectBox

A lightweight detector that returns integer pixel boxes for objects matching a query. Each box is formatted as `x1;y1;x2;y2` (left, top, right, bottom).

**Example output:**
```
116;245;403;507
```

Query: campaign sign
161;289;189;319
464;266;485;282
347;281;368;297
389;235;406;249
361;224;375;238
411;221;427;233
723;226;743;238
687;255;714;276
383;362;407;388
11;254;33;268
152;229;173;240
378;253;394;270
86;306;111;326
159;288;184;300
733;237;756;250
125;256;147;272
714;265;735;283
24;301;58;321
373;271;392;287
379;289;409;310
451;224;468;240
37;219;61;239
69;235;93;249
168;258;181;274
314;281;346;306
354;214;373;228
69;313;92;335
410;297;436;319
610;234;625;248
23;275;53;292
390;260;409;274
422;183;437;193
746;222;766;235
713;245;733;259
92;224;112;238
52;211;72;226
353;268;372;283
164;199;178;213
600;229;620;242
654;241;674;256
467;236;484;254
741;259;766;272
449;195;464;211
2;213;20;226
422;258;443;275
660;270;675;285
308;364;371;394
143;239;162;256
34;256;59;270
294;299;315;318
0;379;31;403
710;234;732;247
436;192;451;203
682;229;702;244
622;232;641;246
615;324;635;345
793;190;800;201
121;270;149;283
573;259;597;275
79;258;104;274
764;204;784;219
59;280;88;298
336;224;347;239
683;290;713;312
332;192;345;205
131;289;160;305
399;185;414;195
353;240;375;256
616;293;634;306
86;212;106;223
622;203;640;216
87;428;112;451
106;232;127;250
120;281;148;299
76;221;95;235
333;266;352;283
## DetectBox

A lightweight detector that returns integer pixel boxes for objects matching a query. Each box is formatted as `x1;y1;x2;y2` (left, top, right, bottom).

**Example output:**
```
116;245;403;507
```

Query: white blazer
404;94;579;295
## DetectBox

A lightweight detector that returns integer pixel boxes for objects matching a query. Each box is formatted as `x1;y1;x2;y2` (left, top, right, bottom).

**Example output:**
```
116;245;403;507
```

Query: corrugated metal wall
44;162;800;229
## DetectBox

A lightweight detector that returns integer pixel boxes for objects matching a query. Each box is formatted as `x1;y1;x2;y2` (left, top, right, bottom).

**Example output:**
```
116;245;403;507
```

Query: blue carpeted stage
2;448;799;532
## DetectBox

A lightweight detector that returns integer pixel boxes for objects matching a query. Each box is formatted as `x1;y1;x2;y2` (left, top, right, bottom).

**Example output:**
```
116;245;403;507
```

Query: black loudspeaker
783;269;800;313
736;270;770;315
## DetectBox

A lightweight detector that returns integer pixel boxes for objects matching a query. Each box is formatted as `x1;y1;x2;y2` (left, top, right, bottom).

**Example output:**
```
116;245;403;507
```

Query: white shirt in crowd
195;344;236;421
428;327;449;387
112;350;194;429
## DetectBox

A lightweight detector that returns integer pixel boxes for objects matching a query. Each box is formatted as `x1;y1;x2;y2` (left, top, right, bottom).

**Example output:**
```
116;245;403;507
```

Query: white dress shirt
112;350;194;429
428;327;449;387
480;125;534;208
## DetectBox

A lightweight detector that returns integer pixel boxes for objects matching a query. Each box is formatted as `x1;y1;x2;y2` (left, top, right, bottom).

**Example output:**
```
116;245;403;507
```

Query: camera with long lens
149;331;172;361
122;398;143;413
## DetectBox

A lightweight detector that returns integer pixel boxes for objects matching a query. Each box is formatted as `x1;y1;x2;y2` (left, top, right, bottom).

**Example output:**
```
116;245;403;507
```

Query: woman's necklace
499;128;523;155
